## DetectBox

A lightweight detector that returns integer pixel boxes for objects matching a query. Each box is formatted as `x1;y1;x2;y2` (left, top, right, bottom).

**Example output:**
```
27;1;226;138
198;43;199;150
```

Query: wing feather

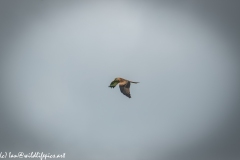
119;81;131;98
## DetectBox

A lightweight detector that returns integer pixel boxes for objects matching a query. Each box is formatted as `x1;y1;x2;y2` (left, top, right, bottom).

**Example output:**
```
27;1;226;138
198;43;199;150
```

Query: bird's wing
119;81;131;98
109;80;119;88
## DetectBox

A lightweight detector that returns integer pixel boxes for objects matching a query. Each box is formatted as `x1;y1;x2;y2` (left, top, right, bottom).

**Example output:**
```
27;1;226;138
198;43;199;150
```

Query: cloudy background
0;0;240;160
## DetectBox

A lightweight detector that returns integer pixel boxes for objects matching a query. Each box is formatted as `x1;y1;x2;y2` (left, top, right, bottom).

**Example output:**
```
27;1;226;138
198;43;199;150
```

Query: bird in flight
109;77;139;98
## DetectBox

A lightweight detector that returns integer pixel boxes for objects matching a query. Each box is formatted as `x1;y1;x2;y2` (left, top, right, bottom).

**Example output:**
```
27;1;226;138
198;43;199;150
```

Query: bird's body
109;77;139;98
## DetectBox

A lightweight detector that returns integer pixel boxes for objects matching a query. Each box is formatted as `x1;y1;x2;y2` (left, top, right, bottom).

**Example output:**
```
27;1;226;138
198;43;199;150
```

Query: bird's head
114;77;121;82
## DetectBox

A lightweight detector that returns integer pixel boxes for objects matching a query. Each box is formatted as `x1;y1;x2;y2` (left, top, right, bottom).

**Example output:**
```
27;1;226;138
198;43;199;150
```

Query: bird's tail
131;81;139;84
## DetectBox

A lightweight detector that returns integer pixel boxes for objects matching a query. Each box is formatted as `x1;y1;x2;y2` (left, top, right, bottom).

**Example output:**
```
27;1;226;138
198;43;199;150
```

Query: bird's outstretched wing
109;80;119;88
119;81;131;98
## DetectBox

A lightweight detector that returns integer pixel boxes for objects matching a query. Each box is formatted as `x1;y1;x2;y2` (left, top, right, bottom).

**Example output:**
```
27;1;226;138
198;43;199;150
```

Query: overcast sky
0;1;240;160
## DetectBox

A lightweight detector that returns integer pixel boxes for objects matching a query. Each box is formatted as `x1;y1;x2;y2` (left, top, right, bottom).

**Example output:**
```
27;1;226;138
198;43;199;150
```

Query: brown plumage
109;77;139;98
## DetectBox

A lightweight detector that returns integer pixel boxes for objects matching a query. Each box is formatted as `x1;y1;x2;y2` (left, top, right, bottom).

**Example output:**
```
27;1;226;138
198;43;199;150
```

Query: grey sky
0;1;240;160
